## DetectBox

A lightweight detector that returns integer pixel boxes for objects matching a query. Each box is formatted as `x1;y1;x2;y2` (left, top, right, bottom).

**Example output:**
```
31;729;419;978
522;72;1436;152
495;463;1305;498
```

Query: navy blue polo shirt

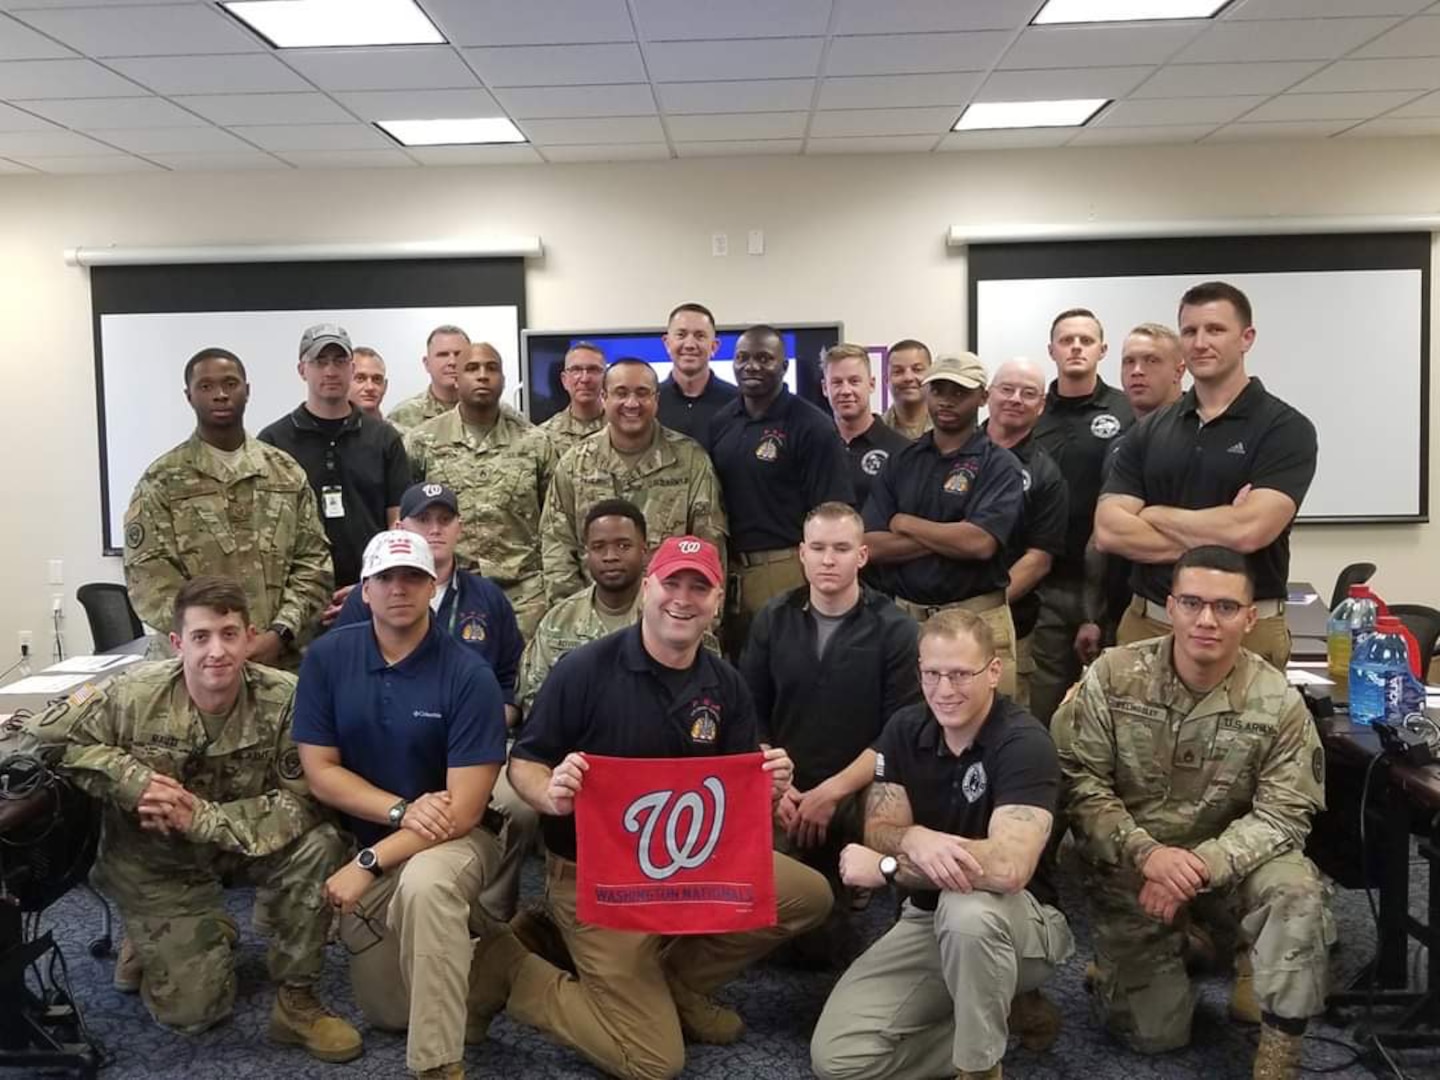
657;370;739;445
292;618;507;846
842;414;912;511
987;427;1069;639
512;624;760;860
333;567;523;705
861;428;1024;606
705;388;856;554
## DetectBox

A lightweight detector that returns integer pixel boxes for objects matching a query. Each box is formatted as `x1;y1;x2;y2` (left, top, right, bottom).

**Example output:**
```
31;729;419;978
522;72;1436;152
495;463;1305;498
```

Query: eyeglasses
1170;594;1250;621
919;665;991;689
564;365;605;379
992;383;1042;403
341;903;387;957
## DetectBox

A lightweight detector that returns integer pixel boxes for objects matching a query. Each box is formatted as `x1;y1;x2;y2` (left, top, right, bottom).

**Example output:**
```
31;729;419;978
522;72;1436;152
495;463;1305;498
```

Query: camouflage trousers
106;822;346;1034
1084;850;1333;1053
503;574;549;641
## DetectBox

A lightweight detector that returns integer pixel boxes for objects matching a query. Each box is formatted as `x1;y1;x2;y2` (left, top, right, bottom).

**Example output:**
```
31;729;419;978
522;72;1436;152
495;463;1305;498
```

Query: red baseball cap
648;536;723;587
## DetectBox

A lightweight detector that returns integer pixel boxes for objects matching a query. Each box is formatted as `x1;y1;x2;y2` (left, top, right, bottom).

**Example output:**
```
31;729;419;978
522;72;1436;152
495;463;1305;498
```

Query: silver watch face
358;848;378;870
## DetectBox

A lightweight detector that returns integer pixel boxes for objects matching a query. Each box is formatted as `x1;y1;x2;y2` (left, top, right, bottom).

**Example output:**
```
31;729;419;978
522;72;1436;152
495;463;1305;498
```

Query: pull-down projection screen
967;233;1430;524
91;258;526;555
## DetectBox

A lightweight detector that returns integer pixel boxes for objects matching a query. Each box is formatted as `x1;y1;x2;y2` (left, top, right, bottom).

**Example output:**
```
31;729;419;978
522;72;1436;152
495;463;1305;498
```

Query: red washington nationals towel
575;752;777;934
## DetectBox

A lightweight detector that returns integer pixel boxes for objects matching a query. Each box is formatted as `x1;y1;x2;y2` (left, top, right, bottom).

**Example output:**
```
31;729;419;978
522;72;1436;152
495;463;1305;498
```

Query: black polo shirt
1032;378;1132;580
874;696;1060;909
706;388;856;553
992;429;1069;639
841;414;912;511
861;428;1023;606
657;370;739;445
258;405;410;586
512;624;759;860
1102;378;1317;603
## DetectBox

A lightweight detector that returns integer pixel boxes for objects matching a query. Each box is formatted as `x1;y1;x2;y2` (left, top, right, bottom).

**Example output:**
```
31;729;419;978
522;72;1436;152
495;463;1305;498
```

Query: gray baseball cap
299;323;353;361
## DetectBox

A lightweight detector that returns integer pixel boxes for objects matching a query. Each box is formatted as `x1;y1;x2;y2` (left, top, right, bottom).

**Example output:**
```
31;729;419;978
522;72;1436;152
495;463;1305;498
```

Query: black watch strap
269;623;296;646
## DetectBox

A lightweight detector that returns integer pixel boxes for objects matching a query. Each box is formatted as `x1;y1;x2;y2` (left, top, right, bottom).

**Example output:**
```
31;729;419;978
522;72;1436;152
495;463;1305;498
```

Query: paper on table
1287;591;1321;605
43;654;143;674
1286;669;1334;688
0;673;93;695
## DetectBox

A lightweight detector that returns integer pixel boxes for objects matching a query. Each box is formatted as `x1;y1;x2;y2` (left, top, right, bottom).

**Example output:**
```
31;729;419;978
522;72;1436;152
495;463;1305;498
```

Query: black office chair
1328;562;1377;613
1388;603;1440;679
75;583;144;653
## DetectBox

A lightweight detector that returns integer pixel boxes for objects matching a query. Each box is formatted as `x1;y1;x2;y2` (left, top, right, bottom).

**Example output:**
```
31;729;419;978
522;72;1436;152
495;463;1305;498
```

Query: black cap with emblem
399;482;460;520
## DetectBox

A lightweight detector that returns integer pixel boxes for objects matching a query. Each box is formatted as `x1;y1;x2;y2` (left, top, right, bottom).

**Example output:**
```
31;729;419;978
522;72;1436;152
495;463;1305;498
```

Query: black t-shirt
706;389;856;553
1032;378;1133;579
841;415;912;511
257;405;410;586
874;696;1060;909
657;371;739;445
511;625;759;860
997;430;1069;639
861;428;1023;606
1101;378;1317;603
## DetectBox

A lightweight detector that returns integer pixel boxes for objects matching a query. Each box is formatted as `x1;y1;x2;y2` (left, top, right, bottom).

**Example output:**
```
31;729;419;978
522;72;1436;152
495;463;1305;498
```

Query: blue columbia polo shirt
292;618;507;846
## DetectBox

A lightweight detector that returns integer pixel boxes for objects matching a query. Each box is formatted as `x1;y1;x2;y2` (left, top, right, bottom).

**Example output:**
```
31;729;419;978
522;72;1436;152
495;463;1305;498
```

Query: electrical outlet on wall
18;630;32;652
48;559;63;585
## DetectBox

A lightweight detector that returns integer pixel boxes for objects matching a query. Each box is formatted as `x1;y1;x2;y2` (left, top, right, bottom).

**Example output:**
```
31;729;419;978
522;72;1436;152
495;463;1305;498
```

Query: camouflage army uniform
539;408;605;454
539;422;728;604
123;435;334;668
386;387;454;432
25;660;346;1034
881;404;932;441
1053;638;1332;1053
406;404;556;638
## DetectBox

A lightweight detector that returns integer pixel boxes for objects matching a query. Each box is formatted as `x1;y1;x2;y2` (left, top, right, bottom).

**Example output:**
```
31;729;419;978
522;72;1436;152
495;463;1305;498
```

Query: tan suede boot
1252;1022;1303;1080
1230;952;1262;1024
414;1064;464;1080
268;984;363;1063
1007;988;1061;1051
113;937;142;993
668;980;745;1044
957;1065;1002;1079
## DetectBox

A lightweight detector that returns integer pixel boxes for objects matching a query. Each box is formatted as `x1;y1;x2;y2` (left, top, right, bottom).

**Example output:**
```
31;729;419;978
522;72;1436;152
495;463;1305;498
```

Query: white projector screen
968;234;1429;523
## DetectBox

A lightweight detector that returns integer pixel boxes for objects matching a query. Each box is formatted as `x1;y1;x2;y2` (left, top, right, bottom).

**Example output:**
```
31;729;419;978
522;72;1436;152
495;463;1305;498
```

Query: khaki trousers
894;594;1017;699
480;766;540;921
507;851;833;1080
338;829;501;1073
811;890;1074;1078
1014;631;1034;711
1116;596;1292;670
725;548;806;660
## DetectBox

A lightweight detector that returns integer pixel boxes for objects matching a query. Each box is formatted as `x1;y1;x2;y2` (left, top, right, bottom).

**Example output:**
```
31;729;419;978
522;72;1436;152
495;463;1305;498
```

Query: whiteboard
975;269;1424;521
99;304;520;552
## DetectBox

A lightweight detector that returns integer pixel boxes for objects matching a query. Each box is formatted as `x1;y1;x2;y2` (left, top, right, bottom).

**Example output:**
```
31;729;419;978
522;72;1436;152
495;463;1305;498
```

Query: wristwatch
356;847;383;877
269;623;295;647
878;854;899;886
388;798;409;827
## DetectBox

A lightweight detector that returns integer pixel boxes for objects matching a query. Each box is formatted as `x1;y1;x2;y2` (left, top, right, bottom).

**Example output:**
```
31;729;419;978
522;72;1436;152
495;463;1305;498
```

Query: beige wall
2;136;1438;654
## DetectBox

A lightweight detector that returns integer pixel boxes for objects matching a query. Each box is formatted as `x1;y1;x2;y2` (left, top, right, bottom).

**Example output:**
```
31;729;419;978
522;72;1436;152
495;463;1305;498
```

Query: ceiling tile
673;138;801;156
420;0;634;46
805;134;938;154
463;43;645;87
0;100;58;130
1226;0;1430;16
644;37;823;82
23;95;207;128
665;110;807;140
810;106;959;137
282;47;478;91
277;149;415;168
1178;18;1402;62
1096;96;1267;126
0;12;73;58
832;0;1036;35
493;83;655;119
13;4;258;57
1388;88;1440;115
15;153;159;172
1131;60;1322;97
1352;16;1440;58
1291;58;1440;92
518;114;665;144
0;127;116;153
976;66;1152;101
936;128;1074;150
231;123;392;151
658;78;813;113
1001;25;1206;69
110;54;309;94
0;58;144;98
817;73;984;110
1340;114;1440;135
542;142;671;162
1206;119;1352;139
173;92;352;125
403;144;544;164
0;0;200;8
1244;89;1422;121
335;88;503;120
86;125;250;152
1068;124;1217;145
147;151;287;170
632;0;830;41
825;32;1011;76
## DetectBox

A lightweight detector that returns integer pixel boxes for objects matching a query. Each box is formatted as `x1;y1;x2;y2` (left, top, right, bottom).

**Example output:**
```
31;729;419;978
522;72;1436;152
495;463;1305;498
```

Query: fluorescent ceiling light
1033;0;1229;24
955;99;1108;131
378;118;527;147
223;0;443;48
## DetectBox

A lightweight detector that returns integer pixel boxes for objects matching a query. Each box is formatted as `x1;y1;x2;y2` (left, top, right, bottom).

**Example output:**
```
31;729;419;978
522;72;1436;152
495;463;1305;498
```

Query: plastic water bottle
1327;585;1381;681
1349;616;1413;725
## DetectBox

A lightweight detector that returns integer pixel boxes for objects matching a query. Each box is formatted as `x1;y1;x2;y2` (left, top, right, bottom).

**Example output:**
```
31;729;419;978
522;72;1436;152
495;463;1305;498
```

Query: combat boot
268;983;363;1063
1252;1021;1303;1080
668;979;744;1044
1229;951;1261;1024
957;1066;1001;1079
113;938;142;993
465;922;531;1043
1007;989;1061;1051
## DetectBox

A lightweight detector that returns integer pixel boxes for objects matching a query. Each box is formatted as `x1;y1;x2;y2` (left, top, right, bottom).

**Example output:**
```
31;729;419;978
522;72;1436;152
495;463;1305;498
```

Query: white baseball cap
361;529;436;580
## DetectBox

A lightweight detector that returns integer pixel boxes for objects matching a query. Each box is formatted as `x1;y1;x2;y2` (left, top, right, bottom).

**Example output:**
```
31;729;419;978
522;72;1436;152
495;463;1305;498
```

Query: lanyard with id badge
321;443;345;519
